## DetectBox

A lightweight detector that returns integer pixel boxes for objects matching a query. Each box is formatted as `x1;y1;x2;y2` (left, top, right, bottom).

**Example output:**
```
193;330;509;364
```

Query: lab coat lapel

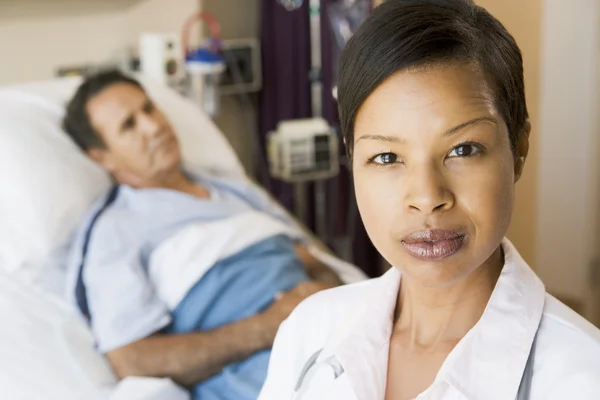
311;373;360;400
441;239;546;400
318;267;402;400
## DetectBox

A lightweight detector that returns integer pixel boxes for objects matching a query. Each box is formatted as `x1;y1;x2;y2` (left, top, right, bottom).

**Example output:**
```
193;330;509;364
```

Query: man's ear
514;120;531;182
87;147;115;172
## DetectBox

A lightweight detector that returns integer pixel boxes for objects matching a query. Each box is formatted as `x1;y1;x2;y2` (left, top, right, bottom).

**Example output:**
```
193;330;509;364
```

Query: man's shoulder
80;185;150;261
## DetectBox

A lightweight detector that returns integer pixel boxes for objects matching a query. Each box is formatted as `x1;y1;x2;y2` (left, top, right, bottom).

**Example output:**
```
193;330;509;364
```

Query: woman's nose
404;163;454;214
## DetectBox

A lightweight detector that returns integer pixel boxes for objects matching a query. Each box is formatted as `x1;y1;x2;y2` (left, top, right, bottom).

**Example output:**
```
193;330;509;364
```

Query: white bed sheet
0;270;190;400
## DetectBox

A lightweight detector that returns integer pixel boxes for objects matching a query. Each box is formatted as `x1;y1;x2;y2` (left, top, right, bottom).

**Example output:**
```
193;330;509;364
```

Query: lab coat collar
318;264;401;400
318;239;545;400
441;239;545;400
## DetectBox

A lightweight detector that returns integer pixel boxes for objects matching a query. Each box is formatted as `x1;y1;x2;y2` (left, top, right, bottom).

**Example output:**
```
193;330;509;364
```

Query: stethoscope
293;336;537;400
292;349;343;400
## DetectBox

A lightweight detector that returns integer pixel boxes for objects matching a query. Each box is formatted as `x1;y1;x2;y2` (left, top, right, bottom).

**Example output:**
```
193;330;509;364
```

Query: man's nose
403;162;455;215
138;113;161;137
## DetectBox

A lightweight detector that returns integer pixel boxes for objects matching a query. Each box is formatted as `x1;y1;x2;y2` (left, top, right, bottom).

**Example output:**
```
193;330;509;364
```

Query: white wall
536;0;600;310
202;0;261;174
476;0;542;267
0;0;200;85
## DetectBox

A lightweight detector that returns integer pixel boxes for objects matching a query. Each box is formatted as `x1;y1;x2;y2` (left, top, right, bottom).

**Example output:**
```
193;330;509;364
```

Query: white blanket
148;210;368;311
148;211;303;310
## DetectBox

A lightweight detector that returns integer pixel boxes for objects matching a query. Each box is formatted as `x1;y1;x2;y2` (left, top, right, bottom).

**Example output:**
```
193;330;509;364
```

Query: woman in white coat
258;0;600;399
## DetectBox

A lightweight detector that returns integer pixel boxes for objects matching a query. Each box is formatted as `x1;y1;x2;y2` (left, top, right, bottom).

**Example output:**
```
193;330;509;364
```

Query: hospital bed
0;77;366;400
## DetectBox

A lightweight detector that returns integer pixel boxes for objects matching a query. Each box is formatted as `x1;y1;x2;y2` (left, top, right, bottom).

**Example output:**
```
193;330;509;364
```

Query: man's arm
295;245;344;285
105;285;314;387
106;313;269;386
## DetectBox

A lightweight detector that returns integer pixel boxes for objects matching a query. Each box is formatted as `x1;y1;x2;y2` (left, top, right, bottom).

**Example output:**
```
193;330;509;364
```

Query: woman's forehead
354;64;499;138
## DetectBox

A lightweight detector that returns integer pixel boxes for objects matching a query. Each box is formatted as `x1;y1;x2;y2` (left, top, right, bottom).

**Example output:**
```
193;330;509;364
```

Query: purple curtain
258;1;311;213
259;0;381;277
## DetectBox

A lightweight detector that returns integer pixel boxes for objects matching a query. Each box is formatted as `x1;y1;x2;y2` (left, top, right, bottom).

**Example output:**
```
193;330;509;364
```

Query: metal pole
294;183;308;224
309;0;329;242
309;0;323;118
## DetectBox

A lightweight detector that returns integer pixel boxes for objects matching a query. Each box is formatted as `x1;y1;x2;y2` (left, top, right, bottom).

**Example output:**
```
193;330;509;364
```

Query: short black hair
63;69;144;150
338;0;528;157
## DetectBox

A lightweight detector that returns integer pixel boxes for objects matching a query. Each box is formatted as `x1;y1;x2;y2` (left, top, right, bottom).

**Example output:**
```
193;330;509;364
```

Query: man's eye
448;143;481;158
122;116;135;131
143;101;155;114
370;153;402;165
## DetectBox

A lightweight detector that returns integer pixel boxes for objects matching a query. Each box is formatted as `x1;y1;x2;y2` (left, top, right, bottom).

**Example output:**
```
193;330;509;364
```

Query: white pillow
0;76;245;293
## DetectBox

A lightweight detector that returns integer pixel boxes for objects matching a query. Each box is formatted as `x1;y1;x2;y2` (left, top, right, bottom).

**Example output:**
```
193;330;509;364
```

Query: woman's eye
370;152;402;165
448;143;481;158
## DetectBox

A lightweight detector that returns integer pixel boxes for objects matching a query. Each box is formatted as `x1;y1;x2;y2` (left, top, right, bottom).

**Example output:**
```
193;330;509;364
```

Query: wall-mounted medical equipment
219;38;262;96
181;11;226;117
139;33;184;90
138;12;226;117
184;47;225;117
268;118;339;183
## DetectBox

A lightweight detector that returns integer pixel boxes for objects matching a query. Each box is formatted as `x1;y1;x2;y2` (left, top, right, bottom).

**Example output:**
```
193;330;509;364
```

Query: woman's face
352;63;528;287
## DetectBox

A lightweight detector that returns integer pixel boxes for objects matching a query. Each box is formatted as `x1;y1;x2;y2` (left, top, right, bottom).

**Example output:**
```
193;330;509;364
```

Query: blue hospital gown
66;171;310;399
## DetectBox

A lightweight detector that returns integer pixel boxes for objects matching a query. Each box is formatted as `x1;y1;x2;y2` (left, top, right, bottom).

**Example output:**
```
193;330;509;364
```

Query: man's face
86;83;181;186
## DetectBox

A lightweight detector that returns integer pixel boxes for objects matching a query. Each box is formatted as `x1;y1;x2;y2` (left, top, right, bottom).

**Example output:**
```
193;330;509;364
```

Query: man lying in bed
62;70;343;400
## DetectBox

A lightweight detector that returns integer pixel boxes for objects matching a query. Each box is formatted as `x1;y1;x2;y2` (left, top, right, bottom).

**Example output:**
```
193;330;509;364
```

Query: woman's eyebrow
443;117;497;137
355;134;405;144
355;116;497;144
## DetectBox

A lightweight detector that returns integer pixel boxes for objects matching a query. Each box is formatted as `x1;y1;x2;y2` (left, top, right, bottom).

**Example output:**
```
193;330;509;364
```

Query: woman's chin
393;251;481;288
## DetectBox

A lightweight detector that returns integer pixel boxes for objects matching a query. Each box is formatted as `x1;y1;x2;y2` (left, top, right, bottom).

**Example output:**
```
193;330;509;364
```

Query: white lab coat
258;239;600;399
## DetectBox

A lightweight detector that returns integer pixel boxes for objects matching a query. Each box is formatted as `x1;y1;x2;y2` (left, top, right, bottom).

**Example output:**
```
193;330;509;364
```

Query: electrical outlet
219;38;262;95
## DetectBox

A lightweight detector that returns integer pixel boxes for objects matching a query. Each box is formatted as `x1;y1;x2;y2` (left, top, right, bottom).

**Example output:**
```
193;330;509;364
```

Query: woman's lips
401;229;466;261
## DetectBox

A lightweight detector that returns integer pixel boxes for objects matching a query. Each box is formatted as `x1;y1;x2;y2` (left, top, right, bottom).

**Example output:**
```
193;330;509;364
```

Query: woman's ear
514;120;531;182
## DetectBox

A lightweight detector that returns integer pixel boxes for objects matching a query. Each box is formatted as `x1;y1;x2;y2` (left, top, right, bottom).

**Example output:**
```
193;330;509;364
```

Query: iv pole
309;0;328;241
284;0;370;263
285;0;329;242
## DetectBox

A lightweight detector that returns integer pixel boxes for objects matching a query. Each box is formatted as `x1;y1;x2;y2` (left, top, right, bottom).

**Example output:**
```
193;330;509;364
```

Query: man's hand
260;281;336;344
284;280;337;298
295;245;344;286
